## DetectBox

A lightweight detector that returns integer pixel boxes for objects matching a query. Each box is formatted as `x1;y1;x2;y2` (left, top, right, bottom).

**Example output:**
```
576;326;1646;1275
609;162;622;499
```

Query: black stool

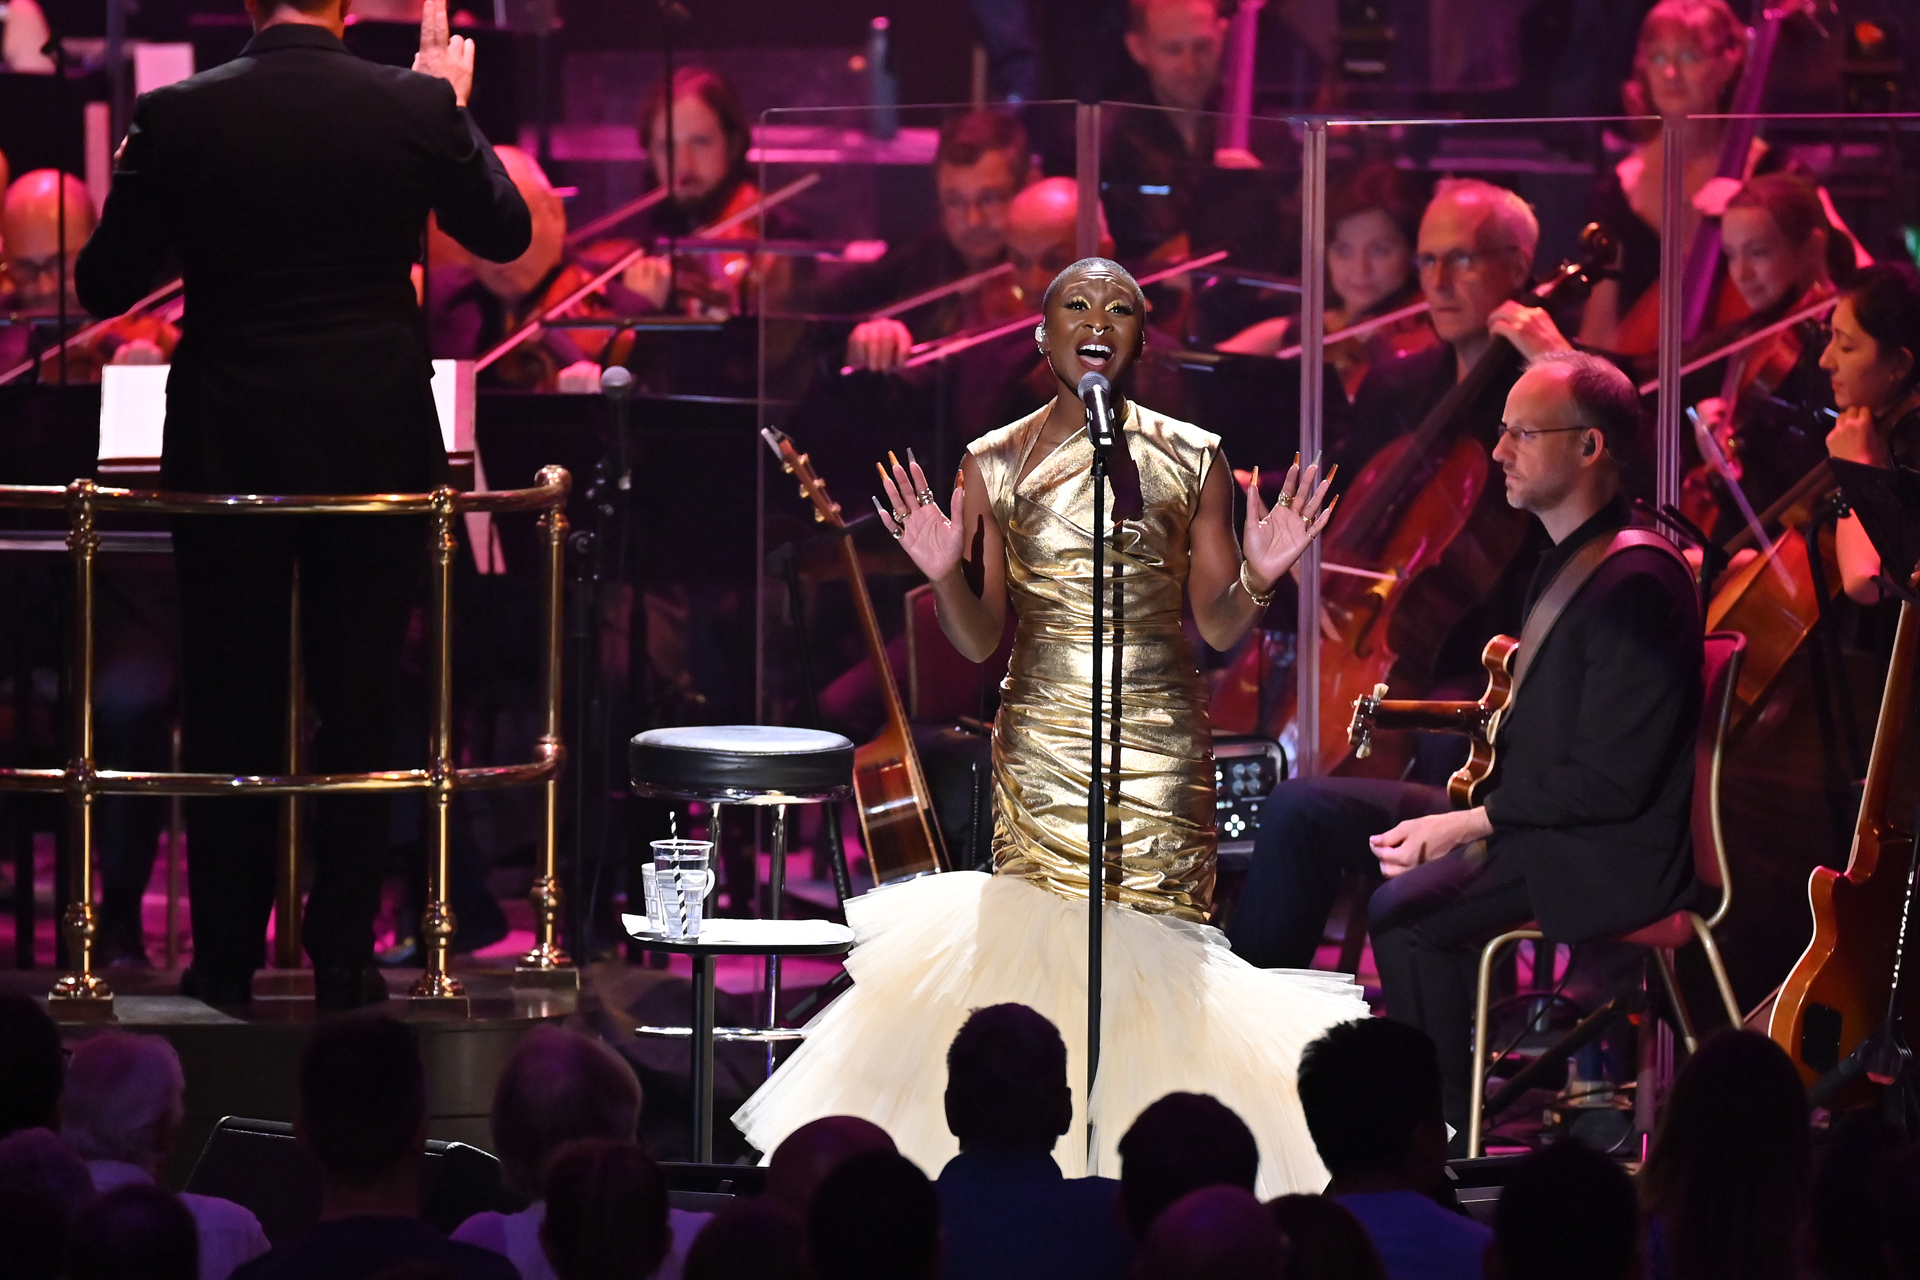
627;725;857;1160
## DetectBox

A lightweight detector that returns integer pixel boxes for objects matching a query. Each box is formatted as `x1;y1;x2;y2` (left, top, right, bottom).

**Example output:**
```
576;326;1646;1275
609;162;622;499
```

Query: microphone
1078;371;1114;456
601;365;634;490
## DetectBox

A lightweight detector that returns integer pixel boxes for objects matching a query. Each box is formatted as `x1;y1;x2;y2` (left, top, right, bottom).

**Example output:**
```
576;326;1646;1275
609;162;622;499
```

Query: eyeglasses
1413;247;1516;277
1497;424;1589;444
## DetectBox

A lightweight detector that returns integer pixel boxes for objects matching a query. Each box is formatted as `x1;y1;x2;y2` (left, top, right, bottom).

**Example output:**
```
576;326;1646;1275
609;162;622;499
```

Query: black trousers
1370;843;1533;1140
1227;776;1535;1138
1227;777;1450;969
172;514;425;979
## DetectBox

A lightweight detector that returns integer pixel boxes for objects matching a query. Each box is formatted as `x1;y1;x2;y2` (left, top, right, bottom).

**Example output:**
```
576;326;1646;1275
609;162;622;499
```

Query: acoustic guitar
1345;634;1518;808
762;427;950;884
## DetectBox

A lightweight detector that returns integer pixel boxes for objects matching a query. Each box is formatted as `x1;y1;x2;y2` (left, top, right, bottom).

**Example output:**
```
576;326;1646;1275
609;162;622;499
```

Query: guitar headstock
1347;681;1390;759
761;427;846;529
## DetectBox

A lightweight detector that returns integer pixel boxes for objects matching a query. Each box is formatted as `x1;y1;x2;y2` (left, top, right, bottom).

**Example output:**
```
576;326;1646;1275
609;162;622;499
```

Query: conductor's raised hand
874;449;965;584
413;0;475;108
1241;455;1336;596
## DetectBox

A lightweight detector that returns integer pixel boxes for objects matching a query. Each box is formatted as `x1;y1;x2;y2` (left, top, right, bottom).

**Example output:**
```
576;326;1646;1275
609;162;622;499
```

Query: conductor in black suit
76;0;531;1008
1229;353;1702;1140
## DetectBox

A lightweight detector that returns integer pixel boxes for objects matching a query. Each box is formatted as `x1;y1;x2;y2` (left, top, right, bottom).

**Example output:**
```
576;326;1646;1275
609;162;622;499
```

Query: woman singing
734;257;1369;1193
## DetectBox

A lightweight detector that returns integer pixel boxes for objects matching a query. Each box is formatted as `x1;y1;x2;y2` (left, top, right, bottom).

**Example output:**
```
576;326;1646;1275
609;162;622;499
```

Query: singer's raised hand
1242;455;1336;593
874;449;965;584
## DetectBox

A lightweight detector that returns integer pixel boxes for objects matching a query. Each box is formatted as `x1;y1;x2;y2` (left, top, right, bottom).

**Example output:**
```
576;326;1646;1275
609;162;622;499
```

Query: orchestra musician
427;145;630;388
736;255;1370;1193
74;0;531;1009
1234;353;1702;1145
1216;162;1438;402
1820;263;1920;604
1;170;176;380
610;65;798;322
1103;0;1281;272
1578;0;1754;355
1680;172;1843;537
1337;178;1575;484
834;109;1031;375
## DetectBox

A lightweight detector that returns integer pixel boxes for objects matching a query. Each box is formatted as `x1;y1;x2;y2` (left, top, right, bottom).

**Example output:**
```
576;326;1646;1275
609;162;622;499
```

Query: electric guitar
1346;634;1519;808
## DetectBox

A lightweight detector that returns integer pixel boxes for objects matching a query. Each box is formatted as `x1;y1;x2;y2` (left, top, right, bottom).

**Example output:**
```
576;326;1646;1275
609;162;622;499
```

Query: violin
1680;283;1837;538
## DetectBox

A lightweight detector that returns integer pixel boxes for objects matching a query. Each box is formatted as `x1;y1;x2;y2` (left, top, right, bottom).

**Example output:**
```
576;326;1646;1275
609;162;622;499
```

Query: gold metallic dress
734;404;1366;1193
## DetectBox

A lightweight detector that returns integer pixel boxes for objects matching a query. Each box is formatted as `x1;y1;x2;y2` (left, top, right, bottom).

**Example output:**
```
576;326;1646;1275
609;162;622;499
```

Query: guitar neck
1855;602;1920;842
838;533;915;737
1367;700;1490;738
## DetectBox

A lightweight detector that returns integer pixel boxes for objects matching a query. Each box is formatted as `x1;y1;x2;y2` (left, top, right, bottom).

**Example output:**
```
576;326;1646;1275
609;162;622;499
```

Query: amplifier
1215;735;1286;862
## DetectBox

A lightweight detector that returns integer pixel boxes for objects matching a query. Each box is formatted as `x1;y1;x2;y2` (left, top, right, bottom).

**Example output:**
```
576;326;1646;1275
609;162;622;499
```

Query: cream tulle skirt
731;870;1369;1197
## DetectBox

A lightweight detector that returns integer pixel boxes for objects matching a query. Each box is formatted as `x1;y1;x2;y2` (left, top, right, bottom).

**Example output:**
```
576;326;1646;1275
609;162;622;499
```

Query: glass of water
650;839;717;939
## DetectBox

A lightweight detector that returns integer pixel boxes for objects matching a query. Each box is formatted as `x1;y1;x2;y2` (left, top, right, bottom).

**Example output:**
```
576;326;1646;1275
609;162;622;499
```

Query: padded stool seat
629;725;854;803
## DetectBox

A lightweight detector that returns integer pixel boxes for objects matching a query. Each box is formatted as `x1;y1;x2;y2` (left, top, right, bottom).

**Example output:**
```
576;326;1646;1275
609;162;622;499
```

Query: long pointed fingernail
876;461;892;486
888;450;903;472
1327;463;1339;482
1249;464;1259;488
955;468;965;488
871;495;893;524
1311;450;1323;470
908;447;920;470
1292;451;1301;469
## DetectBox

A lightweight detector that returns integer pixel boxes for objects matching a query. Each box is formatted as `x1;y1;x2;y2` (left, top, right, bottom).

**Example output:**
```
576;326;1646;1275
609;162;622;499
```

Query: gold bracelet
1239;561;1277;608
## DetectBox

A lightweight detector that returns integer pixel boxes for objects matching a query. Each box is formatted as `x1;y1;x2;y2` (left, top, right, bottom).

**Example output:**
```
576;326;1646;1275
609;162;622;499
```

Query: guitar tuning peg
812;510;825;523
1371;683;1389;699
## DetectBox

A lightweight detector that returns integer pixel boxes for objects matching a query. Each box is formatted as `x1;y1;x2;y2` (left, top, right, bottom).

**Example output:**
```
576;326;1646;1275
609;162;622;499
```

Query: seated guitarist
1230;353;1703;1143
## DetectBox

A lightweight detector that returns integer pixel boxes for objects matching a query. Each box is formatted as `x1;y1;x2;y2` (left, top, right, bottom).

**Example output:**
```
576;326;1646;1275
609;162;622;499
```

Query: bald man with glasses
1230;353;1701;1146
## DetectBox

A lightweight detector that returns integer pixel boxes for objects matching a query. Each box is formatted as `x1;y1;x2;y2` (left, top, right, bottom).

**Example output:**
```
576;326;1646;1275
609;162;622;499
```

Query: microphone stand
1082;375;1116;1169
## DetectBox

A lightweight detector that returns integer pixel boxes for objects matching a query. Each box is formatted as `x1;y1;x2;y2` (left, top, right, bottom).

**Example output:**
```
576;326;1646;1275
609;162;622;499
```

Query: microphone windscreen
1077;371;1110;398
601;366;635;397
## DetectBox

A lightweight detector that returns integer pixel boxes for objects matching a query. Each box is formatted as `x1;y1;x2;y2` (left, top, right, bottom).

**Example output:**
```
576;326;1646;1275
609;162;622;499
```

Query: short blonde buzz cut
1431;177;1540;268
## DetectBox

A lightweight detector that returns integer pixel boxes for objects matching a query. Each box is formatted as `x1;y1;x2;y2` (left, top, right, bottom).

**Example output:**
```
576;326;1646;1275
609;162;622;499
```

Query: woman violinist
1822;264;1920;604
1580;0;1754;356
1217;162;1438;402
733;257;1369;1193
1680;173;1844;537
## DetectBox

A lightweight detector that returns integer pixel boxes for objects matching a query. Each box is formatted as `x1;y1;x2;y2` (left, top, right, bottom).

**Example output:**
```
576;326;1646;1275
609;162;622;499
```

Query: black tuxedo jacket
1483;501;1705;942
75;24;530;495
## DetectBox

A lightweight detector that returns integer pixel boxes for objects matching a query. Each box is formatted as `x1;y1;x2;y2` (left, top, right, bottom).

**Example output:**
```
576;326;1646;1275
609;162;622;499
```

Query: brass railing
0;467;574;1018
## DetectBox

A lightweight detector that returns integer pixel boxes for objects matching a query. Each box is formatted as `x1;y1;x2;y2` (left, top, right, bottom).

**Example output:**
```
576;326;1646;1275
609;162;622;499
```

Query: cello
1303;224;1616;773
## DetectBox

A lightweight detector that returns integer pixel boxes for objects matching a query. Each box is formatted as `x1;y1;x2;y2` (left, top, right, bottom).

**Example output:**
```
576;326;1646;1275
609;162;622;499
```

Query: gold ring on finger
1279;494;1294;509
916;488;937;506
